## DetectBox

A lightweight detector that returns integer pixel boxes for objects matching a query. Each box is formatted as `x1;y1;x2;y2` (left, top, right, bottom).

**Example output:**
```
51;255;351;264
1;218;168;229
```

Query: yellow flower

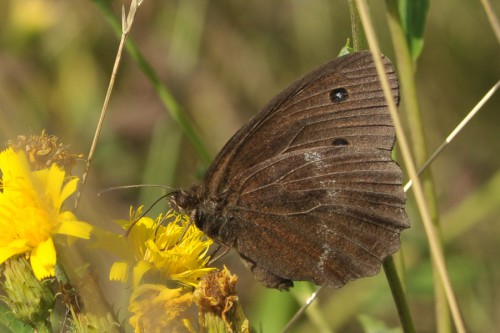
129;284;194;333
0;148;92;280
107;208;216;332
110;207;214;288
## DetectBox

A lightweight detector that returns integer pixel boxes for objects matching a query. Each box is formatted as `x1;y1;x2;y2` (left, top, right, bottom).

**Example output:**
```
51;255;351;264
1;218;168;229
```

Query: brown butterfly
170;51;409;290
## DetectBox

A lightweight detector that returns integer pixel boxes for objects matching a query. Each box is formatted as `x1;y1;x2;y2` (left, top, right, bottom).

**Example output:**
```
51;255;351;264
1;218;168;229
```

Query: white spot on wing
304;151;326;173
304;151;322;162
317;223;336;274
318;244;332;274
326;189;338;197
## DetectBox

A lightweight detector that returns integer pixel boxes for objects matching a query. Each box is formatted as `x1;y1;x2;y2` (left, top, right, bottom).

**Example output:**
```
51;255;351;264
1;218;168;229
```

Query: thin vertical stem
348;3;415;332
348;0;367;50
355;1;467;332
383;257;415;333
385;1;450;331
77;1;142;208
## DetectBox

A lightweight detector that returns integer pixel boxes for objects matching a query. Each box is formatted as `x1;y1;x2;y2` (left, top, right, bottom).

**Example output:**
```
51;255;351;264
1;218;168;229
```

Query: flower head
110;207;214;288
8;130;83;173
0;148;92;279
108;207;215;332
194;267;249;333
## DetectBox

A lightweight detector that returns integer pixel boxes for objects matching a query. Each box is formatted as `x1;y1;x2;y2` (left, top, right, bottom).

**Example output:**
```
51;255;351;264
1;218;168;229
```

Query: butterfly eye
332;138;349;146
330;87;349;103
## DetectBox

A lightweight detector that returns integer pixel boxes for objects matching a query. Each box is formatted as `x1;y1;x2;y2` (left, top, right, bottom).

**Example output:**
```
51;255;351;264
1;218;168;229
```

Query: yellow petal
0;239;30;264
110;261;130;282
133;261;152;289
30;237;56;279
92;227;133;260
58;177;79;209
0;148;31;185
56;217;93;239
35;165;64;209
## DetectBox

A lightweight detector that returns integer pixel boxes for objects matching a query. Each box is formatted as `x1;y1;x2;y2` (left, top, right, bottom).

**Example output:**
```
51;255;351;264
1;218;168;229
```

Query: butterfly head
168;187;200;213
168;185;211;233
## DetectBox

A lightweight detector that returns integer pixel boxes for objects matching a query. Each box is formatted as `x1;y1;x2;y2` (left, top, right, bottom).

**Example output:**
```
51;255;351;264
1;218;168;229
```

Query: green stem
92;0;211;166
385;2;450;332
348;0;367;51
348;3;415;331
383;257;416;333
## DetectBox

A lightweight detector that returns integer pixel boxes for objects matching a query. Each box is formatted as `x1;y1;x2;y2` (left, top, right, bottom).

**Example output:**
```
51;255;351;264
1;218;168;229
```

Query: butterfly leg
207;244;231;265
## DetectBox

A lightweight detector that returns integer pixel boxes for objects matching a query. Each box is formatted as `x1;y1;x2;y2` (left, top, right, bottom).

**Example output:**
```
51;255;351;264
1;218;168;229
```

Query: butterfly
170;51;409;290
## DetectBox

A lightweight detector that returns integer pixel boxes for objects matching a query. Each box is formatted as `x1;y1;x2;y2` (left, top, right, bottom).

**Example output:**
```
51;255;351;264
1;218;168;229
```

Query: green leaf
398;0;429;61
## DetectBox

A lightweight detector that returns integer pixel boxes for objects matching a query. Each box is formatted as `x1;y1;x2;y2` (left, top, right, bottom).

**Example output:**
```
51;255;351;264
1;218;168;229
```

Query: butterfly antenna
125;192;172;237
153;213;171;239
98;184;175;196
140;190;194;247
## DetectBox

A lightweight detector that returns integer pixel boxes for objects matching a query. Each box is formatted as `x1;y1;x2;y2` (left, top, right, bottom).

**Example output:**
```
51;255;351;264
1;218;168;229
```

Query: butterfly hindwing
224;145;408;288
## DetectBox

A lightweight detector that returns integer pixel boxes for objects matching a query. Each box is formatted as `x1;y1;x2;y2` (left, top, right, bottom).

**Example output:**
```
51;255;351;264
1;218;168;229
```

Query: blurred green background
0;0;499;332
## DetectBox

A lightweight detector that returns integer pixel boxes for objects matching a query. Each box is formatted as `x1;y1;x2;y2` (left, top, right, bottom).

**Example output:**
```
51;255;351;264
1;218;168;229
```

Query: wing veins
242;185;405;209
229;204;399;233
281;90;393;118
240;155;397;196
258;217;383;264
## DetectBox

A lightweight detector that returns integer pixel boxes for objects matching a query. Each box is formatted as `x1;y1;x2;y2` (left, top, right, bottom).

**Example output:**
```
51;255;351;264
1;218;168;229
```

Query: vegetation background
0;0;499;332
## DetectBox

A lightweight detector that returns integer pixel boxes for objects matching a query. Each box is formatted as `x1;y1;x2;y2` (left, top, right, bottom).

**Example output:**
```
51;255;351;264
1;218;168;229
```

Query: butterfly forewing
177;51;409;289
203;52;399;197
